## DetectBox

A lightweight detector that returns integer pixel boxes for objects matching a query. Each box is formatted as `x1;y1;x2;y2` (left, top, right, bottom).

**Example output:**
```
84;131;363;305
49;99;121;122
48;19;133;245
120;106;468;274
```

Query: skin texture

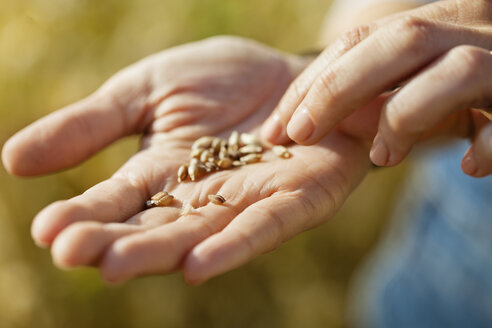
261;0;492;177
2;37;372;284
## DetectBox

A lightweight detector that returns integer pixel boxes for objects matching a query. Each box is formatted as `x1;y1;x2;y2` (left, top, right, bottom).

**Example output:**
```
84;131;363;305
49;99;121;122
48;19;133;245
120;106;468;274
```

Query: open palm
3;36;370;284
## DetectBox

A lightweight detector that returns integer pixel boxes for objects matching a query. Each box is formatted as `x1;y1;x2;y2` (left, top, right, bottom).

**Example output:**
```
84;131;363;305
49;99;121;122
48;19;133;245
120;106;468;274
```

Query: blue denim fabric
350;141;492;328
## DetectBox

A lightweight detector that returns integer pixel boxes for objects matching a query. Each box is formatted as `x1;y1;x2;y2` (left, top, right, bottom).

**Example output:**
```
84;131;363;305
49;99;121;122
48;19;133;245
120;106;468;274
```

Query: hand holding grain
2;37;371;284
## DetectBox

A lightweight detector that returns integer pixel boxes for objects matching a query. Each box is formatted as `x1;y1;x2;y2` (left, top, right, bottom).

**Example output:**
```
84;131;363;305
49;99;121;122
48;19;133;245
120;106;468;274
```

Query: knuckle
448;45;489;78
295;188;332;230
51;201;88;223
384;100;419;136
280;80;306;113
297;192;318;220
243;206;283;252
314;68;343;104
393;16;435;55
113;237;155;261
66;221;101;239
112;239;137;257
335;24;375;52
397;16;432;33
383;100;424;157
230;226;256;254
289;78;309;99
263;206;285;248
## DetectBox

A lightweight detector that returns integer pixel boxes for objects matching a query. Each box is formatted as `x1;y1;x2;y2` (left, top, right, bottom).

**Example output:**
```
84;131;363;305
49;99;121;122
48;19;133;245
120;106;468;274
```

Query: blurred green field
0;1;408;327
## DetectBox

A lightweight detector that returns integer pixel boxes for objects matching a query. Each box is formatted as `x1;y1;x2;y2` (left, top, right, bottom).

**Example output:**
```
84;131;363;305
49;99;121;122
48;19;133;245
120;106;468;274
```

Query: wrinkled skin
2;37;371;284
262;0;492;176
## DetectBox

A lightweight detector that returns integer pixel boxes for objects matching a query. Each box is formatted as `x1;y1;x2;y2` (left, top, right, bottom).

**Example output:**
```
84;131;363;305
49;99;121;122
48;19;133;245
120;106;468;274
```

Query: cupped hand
2;36;370;284
261;0;492;176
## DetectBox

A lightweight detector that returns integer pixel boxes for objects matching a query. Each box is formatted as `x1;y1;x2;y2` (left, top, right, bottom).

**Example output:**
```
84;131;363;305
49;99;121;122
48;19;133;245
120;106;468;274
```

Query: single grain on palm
208;194;226;205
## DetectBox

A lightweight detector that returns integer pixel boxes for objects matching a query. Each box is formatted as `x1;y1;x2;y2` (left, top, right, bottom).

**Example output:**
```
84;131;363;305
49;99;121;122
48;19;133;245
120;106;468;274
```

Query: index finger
286;18;492;145
260;23;378;144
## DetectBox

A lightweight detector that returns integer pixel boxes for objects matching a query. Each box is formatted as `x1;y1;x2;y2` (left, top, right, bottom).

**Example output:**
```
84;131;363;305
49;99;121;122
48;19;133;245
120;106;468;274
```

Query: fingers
371;45;492;166
462;122;492;177
50;204;185;268
47;167;188;269
181;133;373;285
288;19;492;145
98;169;276;283
264;0;492;146
30;137;186;246
49;175;237;273
260;24;377;144
262;0;492;147
51;222;145;269
49;171;194;268
99;200;240;283
31;176;148;247
48;129;370;282
182;192;313;285
2;61;152;176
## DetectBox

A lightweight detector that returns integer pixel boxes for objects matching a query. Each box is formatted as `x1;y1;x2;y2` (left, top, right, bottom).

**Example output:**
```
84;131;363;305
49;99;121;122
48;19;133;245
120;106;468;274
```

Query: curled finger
462;122;492;177
261;24;378;144
371;45;492;166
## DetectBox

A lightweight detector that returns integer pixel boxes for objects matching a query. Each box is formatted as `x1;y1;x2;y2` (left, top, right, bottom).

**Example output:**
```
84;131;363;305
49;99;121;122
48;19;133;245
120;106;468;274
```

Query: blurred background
0;0;409;327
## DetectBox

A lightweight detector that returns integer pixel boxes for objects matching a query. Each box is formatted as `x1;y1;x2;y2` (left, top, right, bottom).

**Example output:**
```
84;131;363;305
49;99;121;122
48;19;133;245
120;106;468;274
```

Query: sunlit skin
261;0;492;176
4;0;492;286
2;37;373;284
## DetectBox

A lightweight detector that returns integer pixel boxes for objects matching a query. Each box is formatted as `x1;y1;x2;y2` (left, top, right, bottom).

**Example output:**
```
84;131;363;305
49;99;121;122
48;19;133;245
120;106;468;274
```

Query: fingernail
462;150;478;176
287;107;315;142
370;134;389;166
261;114;283;143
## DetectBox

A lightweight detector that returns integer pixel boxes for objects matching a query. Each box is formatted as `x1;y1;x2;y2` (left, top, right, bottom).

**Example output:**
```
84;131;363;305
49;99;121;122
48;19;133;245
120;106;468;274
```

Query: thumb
2;62;151;176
